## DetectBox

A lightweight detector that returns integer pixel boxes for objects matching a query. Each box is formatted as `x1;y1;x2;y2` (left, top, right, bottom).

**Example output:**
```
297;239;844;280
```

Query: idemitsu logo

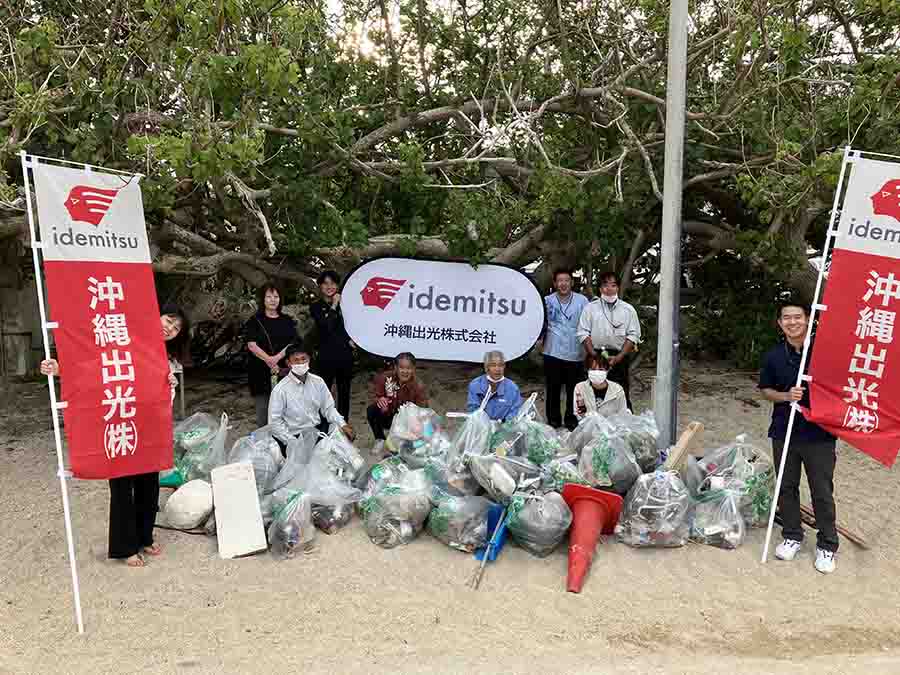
871;179;900;223
361;277;407;309
64;185;120;226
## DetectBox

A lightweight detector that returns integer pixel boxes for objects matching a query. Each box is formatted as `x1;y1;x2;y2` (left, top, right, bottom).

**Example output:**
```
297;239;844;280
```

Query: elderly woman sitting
466;350;523;422
574;353;628;419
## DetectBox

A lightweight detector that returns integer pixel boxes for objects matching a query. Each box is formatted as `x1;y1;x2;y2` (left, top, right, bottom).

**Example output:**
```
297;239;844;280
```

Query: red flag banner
31;161;172;479
807;156;900;466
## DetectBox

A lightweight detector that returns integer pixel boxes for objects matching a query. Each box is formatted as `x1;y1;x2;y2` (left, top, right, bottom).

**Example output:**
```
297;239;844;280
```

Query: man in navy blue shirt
467;351;523;422
759;301;838;574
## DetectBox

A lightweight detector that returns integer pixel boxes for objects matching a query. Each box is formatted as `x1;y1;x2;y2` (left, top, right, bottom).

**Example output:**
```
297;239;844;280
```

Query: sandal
125;554;145;568
143;543;162;557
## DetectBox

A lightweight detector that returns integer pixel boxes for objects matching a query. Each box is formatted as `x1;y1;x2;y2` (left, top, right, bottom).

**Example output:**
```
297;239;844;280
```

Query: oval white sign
341;258;545;362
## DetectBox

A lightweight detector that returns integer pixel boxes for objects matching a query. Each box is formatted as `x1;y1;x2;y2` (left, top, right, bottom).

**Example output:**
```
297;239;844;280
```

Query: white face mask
588;369;608;386
601;294;618;304
291;363;309;378
486;374;505;384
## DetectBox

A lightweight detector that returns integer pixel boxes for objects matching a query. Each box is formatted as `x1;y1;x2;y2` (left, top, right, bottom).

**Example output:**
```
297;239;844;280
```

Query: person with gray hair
466;350;523;421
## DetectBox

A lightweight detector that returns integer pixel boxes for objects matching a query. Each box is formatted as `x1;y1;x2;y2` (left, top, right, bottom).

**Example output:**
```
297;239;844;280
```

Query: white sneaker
815;548;836;574
775;538;802;561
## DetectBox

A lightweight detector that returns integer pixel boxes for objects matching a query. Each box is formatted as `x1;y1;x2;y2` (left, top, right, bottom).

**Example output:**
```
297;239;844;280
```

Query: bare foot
143;543;162;557
125;554;145;568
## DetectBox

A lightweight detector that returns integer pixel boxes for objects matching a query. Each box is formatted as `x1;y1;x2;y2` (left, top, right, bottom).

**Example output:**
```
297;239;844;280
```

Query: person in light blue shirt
466;351;523;422
538;268;589;430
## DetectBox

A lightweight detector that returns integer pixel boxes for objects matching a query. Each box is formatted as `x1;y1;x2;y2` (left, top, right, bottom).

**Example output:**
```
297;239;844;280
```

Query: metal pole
760;147;853;563
654;0;690;448
20;151;86;634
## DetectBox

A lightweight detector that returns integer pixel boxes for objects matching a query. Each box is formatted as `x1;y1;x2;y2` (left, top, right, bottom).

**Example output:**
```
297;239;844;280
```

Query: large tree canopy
1;0;899;363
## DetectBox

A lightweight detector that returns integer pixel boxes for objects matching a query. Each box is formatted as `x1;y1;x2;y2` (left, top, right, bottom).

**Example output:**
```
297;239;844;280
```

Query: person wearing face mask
268;342;355;454
367;352;430;441
576;271;641;411
759;301;837;574
244;281;298;428
40;305;192;568
466;351;523;422
538;267;589;430
574;354;627;420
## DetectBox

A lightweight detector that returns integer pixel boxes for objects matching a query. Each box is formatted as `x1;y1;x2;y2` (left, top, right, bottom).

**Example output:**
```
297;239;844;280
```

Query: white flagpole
760;146;854;563
20;151;86;633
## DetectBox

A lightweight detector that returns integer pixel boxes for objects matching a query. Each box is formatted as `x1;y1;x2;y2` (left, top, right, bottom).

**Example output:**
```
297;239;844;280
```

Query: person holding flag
40;305;191;568
759;301;838;574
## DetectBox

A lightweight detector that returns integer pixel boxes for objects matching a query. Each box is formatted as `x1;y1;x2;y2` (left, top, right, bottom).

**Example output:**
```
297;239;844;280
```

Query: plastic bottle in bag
615;471;692;548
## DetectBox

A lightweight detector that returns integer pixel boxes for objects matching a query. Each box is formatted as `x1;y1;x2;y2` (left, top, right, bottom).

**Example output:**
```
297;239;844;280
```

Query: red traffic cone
561;484;624;594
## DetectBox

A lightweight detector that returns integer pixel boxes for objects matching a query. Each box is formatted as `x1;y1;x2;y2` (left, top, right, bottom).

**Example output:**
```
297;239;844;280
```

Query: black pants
367;405;396;441
108;472;160;559
543;355;584;430
318;360;353;422
606;350;632;411
773;439;839;552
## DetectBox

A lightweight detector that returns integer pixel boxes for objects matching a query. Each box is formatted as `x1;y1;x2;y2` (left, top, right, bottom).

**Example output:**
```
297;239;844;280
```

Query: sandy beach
2;359;899;674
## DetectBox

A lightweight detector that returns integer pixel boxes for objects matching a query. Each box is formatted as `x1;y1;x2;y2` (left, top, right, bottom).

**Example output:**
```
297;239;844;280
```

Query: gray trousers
773;439;839;552
254;393;270;429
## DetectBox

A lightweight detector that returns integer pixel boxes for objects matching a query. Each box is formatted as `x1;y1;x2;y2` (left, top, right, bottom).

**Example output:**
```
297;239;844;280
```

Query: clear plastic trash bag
507;491;572;558
607;411;661;473
268;490;315;560
470;454;542;505
361;455;410;501
578;431;642;495
447;408;494;465
694;435;775;527
173;412;219;459
566;412;616;456
230;430;280;498
427;495;492;552
690;489;745;549
178;412;229;483
424;456;481;500
540;454;590;494
385;403;449;469
615;471;692;548
359;469;432;548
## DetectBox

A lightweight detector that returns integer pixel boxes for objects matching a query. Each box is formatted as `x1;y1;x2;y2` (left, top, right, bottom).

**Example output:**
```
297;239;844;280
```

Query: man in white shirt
269;343;355;453
576;271;641;410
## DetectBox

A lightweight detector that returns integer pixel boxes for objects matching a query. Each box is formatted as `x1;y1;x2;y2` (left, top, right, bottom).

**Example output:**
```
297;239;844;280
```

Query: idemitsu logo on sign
341;258;545;363
64;185;120;226
361;276;407;309
871;179;900;222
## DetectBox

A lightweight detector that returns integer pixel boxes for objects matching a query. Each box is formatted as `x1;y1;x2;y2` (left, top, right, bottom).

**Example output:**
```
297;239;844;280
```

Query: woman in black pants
310;270;354;423
41;304;191;568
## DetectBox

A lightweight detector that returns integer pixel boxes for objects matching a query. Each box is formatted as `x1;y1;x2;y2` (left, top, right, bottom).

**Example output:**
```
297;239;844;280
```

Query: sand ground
1;360;899;674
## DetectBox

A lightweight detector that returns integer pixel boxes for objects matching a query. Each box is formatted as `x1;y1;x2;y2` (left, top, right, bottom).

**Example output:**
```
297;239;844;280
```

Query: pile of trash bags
163;402;774;562
610;433;775;551
680;434;775;549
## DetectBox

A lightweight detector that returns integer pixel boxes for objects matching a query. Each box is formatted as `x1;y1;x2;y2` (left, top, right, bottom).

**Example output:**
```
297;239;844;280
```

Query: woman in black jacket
310;270;354;422
243;282;297;427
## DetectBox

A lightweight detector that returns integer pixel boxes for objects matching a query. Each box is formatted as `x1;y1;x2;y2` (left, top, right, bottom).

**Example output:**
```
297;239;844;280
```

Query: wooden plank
663;421;704;472
212;461;267;559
